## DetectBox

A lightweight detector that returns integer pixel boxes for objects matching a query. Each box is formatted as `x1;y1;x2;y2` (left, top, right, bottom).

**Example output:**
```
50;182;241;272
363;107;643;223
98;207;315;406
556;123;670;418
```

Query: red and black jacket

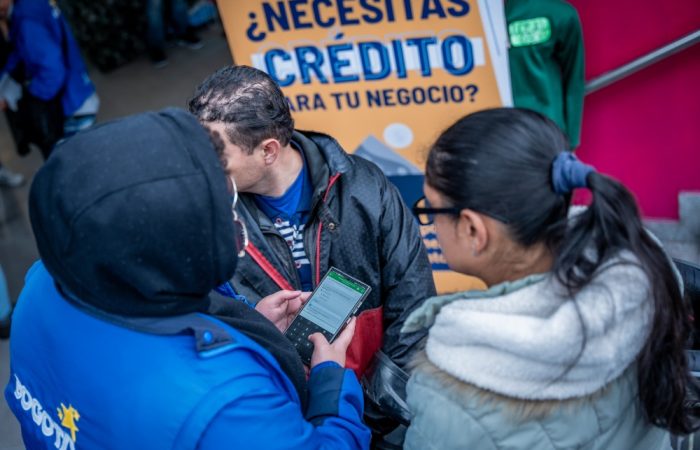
229;130;436;376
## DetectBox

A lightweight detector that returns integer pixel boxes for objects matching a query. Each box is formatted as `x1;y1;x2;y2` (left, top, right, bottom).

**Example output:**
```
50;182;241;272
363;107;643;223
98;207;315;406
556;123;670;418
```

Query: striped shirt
254;146;313;290
273;217;311;271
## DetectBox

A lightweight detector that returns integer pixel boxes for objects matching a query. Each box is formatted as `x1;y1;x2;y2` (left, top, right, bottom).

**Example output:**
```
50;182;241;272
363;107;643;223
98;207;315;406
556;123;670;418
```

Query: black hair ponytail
427;107;695;434
556;171;693;434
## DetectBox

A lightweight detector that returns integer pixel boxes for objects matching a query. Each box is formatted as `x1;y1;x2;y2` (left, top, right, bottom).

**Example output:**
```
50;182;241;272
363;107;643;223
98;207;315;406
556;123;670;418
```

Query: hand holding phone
255;290;309;333
284;267;371;364
309;316;356;368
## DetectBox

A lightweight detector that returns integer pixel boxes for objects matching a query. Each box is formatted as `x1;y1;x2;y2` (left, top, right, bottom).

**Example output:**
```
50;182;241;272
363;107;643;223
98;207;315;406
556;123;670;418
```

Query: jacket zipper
314;173;341;285
264;227;302;289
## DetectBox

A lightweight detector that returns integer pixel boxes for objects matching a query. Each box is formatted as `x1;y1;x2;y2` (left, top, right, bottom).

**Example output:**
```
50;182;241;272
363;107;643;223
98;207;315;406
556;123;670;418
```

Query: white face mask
229;175;249;258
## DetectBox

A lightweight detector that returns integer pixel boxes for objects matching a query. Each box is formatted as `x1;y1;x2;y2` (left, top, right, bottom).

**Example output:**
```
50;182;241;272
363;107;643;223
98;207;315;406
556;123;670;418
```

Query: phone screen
285;268;371;363
299;270;369;334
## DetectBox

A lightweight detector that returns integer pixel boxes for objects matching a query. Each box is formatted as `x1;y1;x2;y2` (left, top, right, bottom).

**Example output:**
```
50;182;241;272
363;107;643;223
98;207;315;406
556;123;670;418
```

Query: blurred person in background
0;265;12;339
0;11;22;186
506;0;585;149
147;0;203;68
0;0;98;160
402;108;696;449
0;159;21;186
4;108;370;449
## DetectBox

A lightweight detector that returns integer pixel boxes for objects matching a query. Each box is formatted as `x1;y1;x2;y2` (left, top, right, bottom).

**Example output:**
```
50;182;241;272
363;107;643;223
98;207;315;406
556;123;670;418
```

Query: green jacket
507;0;585;148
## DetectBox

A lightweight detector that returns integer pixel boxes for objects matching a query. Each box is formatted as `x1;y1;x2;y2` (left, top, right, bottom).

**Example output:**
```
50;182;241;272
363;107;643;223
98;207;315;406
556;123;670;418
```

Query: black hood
29;108;238;317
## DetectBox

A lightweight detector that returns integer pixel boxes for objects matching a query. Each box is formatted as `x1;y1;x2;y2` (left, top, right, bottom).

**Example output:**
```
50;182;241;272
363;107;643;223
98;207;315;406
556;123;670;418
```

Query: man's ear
457;209;489;255
260;138;282;165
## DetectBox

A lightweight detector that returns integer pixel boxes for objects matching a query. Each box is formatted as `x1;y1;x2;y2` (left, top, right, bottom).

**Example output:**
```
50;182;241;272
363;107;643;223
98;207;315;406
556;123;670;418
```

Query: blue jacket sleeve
16;19;66;100
197;364;370;449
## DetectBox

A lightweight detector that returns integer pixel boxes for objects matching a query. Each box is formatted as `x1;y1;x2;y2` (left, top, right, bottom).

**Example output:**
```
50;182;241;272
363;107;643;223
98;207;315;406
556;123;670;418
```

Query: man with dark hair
189;65;436;380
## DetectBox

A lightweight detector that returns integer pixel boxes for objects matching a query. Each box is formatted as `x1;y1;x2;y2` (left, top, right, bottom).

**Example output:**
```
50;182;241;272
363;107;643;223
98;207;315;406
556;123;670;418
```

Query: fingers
263;290;302;307
277;290;303;302
286;296;304;316
333;317;356;349
287;292;310;314
308;320;354;368
308;332;329;348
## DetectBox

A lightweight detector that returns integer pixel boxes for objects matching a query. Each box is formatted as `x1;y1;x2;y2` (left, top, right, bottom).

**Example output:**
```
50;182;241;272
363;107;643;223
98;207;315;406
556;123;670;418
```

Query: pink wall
567;0;700;219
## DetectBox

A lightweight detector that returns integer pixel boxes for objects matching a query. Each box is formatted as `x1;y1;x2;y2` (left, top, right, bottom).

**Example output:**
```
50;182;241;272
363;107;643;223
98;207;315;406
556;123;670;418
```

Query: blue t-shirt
254;150;313;291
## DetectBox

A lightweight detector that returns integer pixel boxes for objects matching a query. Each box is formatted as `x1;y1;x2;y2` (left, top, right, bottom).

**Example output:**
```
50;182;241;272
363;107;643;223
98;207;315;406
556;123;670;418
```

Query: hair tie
551;152;595;195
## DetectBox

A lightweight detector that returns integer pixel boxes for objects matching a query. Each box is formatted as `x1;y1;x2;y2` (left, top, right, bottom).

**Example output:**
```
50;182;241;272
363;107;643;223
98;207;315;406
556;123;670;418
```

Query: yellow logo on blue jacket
57;403;80;442
11;374;80;450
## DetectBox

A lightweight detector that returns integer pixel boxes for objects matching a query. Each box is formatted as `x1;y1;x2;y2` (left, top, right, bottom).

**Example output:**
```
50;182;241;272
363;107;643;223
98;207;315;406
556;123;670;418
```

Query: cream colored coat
402;252;671;449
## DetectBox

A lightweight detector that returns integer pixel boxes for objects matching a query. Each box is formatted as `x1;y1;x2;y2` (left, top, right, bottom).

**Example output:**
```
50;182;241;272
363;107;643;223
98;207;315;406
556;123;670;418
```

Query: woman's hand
309;317;356;368
255;290;309;332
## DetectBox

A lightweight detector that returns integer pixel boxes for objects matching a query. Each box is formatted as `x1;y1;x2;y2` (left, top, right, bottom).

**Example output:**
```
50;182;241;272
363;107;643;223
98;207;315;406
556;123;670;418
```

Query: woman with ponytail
402;108;694;449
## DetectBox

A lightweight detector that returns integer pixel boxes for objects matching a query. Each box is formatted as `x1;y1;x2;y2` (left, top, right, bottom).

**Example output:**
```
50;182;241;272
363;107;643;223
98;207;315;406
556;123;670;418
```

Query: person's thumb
308;332;329;348
333;317;356;349
269;290;302;305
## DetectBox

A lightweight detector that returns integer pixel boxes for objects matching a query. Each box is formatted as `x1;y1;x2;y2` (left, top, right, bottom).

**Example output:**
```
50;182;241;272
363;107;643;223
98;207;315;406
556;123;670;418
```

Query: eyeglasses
412;197;462;226
412;196;511;226
228;176;249;258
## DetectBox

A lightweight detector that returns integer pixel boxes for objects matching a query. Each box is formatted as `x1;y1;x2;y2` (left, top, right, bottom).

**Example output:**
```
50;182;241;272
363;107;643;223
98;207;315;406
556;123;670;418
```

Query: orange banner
218;0;511;293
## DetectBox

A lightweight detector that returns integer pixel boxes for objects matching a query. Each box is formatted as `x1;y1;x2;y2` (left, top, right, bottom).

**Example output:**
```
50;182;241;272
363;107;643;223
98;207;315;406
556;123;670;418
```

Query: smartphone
284;267;371;364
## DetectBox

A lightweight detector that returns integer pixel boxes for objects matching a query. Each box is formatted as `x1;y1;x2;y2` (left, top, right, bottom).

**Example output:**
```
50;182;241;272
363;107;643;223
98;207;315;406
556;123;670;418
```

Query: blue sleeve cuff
305;362;349;424
310;361;342;374
233;295;254;308
214;283;254;309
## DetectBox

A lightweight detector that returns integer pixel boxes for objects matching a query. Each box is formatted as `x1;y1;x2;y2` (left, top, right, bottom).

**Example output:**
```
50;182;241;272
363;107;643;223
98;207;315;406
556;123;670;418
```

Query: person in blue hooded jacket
0;0;98;158
4;108;370;449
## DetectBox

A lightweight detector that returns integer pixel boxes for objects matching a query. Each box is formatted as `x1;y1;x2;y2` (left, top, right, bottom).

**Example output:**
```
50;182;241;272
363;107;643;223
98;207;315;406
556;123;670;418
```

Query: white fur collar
414;252;654;400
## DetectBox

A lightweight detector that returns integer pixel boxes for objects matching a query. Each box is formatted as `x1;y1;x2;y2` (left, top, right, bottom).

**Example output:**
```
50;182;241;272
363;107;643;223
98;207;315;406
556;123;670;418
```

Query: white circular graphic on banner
383;123;414;149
